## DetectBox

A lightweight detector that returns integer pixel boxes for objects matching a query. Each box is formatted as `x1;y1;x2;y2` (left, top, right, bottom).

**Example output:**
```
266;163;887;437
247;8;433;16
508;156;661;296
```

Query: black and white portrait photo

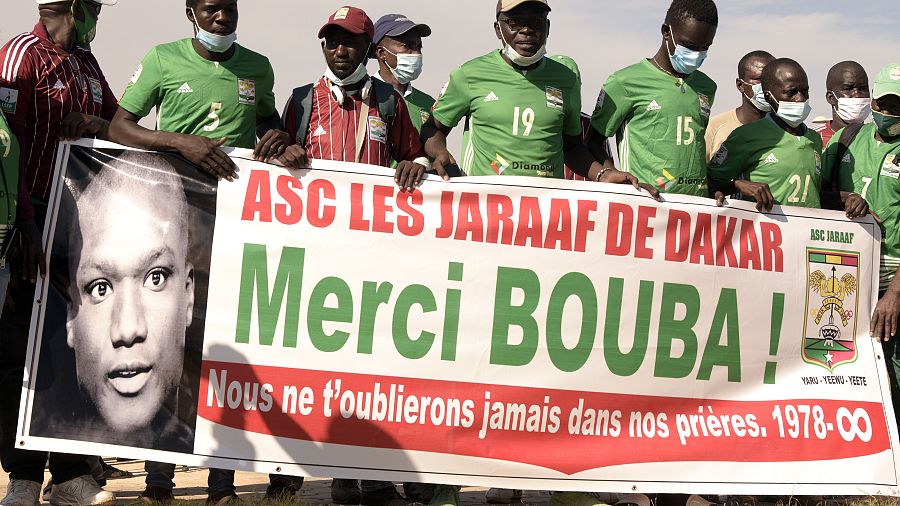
28;146;217;454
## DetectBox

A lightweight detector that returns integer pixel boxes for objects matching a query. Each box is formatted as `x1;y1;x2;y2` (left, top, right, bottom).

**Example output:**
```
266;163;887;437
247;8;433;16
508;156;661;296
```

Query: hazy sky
4;0;899;143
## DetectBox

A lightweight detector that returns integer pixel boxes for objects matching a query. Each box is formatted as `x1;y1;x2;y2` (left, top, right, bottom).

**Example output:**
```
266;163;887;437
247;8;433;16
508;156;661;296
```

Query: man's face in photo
66;163;194;434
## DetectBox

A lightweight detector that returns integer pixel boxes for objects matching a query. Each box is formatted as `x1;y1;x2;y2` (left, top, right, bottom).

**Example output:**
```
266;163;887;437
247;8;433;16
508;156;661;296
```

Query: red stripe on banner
197;361;891;475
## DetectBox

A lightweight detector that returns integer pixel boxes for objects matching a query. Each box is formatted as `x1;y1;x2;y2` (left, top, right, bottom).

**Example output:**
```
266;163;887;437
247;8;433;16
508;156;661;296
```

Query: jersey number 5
204;102;223;132
512;107;535;137
676;116;695;146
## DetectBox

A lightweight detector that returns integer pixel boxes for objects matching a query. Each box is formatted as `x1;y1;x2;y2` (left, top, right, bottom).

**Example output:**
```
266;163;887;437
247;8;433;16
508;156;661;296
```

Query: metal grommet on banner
18;440;24;447
275;466;282;473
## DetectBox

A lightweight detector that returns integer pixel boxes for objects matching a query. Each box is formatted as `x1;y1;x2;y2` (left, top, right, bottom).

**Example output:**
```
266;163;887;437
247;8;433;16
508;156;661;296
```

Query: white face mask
382;48;423;84
191;9;236;53
324;62;369;87
831;94;871;123
741;80;771;112
770;96;812;128
499;30;546;67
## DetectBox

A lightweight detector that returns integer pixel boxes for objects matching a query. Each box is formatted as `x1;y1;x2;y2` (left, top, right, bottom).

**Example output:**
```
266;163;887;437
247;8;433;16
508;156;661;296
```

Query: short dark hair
186;0;198;8
665;0;718;27
738;50;774;79
826;61;867;91
761;57;805;93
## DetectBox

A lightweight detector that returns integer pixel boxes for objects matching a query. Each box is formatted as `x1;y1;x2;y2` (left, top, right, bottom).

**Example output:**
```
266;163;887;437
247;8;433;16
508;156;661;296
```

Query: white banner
17;140;900;496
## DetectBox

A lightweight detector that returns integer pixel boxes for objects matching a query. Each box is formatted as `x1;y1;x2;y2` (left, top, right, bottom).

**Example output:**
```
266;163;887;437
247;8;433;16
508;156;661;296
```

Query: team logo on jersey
802;249;860;372
763;153;779;165
710;145;728;166
368;116;387;143
177;83;193;93
595;90;606;109
545;86;563;110
698;93;711;118
238;79;256;105
484;91;500;102
436;81;449;105
0;88;18;115
88;78;103;104
814;151;822;174
129;64;143;85
655;169;676;190
491;153;510;174
881;155;900;179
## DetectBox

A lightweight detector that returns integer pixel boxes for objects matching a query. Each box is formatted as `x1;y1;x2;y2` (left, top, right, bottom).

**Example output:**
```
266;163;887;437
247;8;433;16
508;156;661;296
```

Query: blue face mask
191;9;236;53
666;26;707;75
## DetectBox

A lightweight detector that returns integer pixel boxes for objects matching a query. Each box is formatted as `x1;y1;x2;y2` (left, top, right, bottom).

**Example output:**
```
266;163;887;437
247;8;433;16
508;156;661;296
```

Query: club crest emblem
802;249;860;371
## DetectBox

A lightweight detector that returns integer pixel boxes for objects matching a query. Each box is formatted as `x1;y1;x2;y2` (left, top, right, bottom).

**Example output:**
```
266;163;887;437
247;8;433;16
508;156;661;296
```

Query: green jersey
404;86;435;132
0;111;18;250
591;59;716;196
709;115;823;209
119;39;276;150
824;123;900;290
432;50;582;178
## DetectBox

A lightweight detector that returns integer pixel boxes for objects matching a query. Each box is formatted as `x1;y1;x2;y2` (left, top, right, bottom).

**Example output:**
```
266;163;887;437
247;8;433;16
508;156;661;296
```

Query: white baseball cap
36;0;119;5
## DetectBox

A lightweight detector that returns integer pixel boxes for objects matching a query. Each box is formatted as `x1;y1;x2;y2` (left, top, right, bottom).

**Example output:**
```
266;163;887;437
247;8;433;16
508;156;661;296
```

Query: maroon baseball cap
318;6;375;40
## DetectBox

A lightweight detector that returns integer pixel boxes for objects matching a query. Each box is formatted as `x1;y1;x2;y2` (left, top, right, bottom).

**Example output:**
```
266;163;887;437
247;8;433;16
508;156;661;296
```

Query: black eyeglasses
498;15;547;32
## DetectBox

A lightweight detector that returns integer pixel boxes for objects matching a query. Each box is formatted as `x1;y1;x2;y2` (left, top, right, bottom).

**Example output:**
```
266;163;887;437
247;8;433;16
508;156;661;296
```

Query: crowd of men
0;0;898;505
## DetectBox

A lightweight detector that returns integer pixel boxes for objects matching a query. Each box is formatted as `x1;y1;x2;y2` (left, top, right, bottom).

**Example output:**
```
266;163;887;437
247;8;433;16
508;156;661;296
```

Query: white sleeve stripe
1;34;29;80
2;35;37;81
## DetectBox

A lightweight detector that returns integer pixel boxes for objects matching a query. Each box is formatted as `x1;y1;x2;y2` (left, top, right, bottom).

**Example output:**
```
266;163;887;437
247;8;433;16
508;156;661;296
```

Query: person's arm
564;135;660;200
586;75;630;172
251;62;288;163
388;94;431;190
109;107;237;180
0;46;41;279
422;70;473;178
276;95;309;170
253;111;289;163
707;134;774;212
873;268;900;342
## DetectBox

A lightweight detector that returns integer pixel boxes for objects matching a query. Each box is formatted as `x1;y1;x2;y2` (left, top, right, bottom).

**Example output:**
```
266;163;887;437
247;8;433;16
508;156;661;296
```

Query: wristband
413;157;430;167
595;167;612;182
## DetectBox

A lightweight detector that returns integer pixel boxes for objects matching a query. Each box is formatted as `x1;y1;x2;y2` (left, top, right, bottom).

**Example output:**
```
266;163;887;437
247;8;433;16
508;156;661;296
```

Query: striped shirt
0;22;117;219
283;77;425;168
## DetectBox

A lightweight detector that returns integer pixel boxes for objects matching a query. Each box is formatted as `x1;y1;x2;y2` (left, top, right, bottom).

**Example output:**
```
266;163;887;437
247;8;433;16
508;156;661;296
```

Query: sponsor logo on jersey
238;79;256;105
596;90;606;109
881;155;900;179
698;93;711;118
484;91;500;102
333;7;350;19
368;116;387;143
53;79;66;91
177;83;193;93
763;153;779;165
646;100;661;112
802;249;860;372
0;88;18;115
710;145;728;166
656;169;676;190
88;78;103;104
545;86;563;110
129;64;143;85
814;151;822;174
491;153;510;174
313;125;327;137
